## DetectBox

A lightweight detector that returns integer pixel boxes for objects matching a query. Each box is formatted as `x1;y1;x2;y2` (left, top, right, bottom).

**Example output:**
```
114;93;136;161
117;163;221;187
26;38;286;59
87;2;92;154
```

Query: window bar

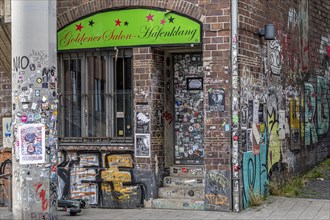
92;56;95;140
68;54;72;142
59;54;64;140
114;49;118;141
82;53;88;141
106;52;110;141
122;50;126;139
75;55;79;140
98;52;102;140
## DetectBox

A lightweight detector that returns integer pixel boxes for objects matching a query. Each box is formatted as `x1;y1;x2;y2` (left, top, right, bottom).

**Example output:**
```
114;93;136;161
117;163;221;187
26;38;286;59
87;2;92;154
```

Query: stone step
152;198;204;210
163;176;204;187
158;187;204;200
170;165;205;178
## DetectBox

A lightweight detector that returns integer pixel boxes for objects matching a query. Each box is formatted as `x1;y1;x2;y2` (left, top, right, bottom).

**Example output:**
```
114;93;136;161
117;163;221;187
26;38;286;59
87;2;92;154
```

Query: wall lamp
258;24;275;40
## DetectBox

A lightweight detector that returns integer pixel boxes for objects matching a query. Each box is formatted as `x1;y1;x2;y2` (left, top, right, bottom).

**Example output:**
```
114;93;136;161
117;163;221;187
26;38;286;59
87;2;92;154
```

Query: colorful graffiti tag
242;124;268;208
316;76;329;136
58;152;144;208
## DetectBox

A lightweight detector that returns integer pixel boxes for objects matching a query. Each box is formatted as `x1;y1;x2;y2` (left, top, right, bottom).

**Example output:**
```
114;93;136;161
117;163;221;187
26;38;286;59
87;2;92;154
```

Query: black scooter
58;199;85;216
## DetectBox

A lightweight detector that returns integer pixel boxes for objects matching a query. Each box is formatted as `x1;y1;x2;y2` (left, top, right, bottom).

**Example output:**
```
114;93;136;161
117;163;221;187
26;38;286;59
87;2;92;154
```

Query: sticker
29;64;36;71
42;83;48;88
260;123;265;133
27;114;34;123
225;124;230;132
36;78;42;83
233;114;239;124
42;103;49;111
42;96;47;102
21;115;27;123
22;103;29;109
35;90;40;97
35;114;41;120
50;83;55;89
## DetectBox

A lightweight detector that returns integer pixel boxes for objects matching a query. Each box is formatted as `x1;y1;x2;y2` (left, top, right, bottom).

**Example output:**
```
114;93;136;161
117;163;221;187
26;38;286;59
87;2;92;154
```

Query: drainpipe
231;0;240;212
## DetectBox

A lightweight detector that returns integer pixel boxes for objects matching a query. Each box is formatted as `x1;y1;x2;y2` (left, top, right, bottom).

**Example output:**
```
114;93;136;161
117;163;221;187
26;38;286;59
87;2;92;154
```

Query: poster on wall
135;134;150;158
2;117;13;148
209;89;225;112
136;112;150;134
18;124;45;164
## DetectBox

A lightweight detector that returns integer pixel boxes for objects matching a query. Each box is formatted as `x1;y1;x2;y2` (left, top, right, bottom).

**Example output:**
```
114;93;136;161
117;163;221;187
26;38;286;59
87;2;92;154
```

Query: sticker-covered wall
11;1;58;219
238;0;330;208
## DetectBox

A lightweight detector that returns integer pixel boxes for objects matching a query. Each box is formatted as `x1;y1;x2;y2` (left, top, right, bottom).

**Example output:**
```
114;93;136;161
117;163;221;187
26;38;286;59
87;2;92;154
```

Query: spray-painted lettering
304;83;318;145
12;56;30;71
317;76;329;135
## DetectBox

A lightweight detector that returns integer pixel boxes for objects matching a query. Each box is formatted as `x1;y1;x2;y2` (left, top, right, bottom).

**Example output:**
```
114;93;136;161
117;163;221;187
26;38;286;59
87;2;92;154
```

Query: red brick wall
132;47;165;169
238;0;330;178
201;0;231;172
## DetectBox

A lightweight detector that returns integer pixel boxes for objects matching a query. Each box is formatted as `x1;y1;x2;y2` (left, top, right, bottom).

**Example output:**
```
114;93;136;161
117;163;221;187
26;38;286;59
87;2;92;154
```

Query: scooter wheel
70;212;77;216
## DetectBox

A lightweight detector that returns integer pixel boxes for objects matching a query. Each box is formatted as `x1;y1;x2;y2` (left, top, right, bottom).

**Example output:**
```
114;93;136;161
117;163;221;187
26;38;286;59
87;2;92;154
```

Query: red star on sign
160;19;166;25
146;13;154;21
75;23;83;31
115;19;121;26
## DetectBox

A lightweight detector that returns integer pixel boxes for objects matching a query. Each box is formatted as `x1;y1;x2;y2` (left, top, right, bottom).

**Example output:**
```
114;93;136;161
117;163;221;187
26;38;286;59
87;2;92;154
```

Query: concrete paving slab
298;200;325;219
282;199;312;219
0;196;329;220
313;202;330;220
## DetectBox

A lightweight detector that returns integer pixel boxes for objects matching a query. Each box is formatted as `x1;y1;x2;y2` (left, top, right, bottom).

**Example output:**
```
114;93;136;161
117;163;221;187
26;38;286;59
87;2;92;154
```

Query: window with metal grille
58;50;133;144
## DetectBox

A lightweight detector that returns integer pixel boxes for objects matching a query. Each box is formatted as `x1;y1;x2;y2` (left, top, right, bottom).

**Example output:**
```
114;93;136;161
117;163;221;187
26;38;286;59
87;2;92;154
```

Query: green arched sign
58;8;202;51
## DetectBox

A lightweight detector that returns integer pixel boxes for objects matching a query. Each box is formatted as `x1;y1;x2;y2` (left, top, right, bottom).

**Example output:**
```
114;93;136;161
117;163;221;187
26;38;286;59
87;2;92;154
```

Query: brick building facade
0;0;329;212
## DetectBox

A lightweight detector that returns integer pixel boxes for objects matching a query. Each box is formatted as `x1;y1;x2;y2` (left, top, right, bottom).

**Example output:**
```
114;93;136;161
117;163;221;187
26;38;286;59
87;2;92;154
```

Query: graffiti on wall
204;170;231;211
240;0;330;208
70;153;99;205
58;152;144;209
316;76;329;136
268;40;282;76
242;123;267;208
289;98;301;150
267;99;281;171
101;154;143;208
304;83;318;145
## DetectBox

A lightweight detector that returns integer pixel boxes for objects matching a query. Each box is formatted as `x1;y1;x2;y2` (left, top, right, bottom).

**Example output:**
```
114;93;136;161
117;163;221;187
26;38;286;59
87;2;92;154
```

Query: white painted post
11;1;58;219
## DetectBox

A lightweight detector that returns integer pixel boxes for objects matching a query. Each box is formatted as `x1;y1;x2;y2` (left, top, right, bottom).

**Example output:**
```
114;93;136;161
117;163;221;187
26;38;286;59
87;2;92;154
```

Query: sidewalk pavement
1;196;329;220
